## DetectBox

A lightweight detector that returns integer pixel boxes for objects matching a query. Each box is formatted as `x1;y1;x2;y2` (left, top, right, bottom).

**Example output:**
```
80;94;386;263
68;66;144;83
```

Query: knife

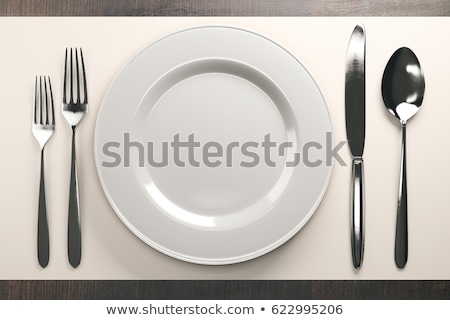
345;24;366;269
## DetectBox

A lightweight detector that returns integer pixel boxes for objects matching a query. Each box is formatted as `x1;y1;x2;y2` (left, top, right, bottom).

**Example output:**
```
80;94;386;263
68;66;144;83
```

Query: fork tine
62;48;88;106
48;77;55;125
75;48;80;104
63;49;68;104
39;76;44;125
43;76;49;125
70;48;74;104
43;76;54;125
64;48;74;105
34;76;54;126
80;48;88;104
33;76;38;124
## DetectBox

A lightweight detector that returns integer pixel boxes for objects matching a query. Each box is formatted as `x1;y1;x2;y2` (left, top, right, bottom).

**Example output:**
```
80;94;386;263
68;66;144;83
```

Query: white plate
94;26;333;265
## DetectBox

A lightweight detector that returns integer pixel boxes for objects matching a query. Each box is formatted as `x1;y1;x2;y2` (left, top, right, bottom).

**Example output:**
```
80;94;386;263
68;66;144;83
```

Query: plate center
134;60;296;230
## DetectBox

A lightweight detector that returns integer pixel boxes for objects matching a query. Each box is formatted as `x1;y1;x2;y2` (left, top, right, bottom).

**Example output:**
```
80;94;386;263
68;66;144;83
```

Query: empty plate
94;26;333;264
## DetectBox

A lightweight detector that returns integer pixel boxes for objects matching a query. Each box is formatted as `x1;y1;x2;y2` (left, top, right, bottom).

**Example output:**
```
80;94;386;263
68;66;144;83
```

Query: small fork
62;48;88;268
32;76;55;268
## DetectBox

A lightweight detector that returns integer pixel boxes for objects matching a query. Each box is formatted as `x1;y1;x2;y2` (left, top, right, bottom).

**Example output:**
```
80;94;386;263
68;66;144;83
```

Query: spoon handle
395;124;408;268
351;158;364;269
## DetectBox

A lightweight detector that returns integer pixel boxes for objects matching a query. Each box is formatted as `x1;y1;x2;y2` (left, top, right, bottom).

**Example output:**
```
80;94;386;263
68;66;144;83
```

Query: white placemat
1;17;449;279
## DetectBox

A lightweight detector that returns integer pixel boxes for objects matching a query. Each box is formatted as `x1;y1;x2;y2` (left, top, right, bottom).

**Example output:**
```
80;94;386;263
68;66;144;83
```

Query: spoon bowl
381;47;425;268
382;47;425;123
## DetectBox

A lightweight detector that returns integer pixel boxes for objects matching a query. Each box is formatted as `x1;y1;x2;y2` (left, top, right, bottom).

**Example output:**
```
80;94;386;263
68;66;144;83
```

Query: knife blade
345;24;366;269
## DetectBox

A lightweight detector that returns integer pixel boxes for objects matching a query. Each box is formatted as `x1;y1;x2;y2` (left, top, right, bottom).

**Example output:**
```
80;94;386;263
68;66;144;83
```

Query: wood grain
1;0;449;300
1;0;450;16
1;280;450;299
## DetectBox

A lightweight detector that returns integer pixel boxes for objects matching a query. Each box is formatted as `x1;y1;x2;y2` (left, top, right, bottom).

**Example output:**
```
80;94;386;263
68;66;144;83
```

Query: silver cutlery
32;76;55;268
381;47;425;268
62;48;88;268
345;24;366;269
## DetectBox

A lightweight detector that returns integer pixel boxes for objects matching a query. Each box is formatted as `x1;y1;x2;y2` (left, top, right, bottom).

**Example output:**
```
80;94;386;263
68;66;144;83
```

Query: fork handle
68;130;82;268
38;150;49;268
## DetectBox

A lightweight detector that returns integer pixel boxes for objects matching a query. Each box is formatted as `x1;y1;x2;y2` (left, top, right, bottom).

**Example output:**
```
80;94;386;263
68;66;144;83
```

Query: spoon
381;47;425;268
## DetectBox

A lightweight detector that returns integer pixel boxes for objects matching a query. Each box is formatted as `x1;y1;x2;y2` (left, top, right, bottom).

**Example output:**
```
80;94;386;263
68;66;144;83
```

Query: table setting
1;16;450;280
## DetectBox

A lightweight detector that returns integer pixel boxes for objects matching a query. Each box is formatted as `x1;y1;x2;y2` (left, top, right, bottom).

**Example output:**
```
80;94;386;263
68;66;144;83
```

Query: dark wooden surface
2;280;450;299
1;0;450;300
1;0;450;16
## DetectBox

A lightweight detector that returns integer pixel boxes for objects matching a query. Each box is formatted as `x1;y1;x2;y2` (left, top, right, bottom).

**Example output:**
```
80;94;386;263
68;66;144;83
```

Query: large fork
32;76;55;268
62;48;88;268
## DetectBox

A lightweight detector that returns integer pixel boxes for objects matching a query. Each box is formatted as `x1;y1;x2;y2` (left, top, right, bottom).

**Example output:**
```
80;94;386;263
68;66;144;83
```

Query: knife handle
351;158;365;269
